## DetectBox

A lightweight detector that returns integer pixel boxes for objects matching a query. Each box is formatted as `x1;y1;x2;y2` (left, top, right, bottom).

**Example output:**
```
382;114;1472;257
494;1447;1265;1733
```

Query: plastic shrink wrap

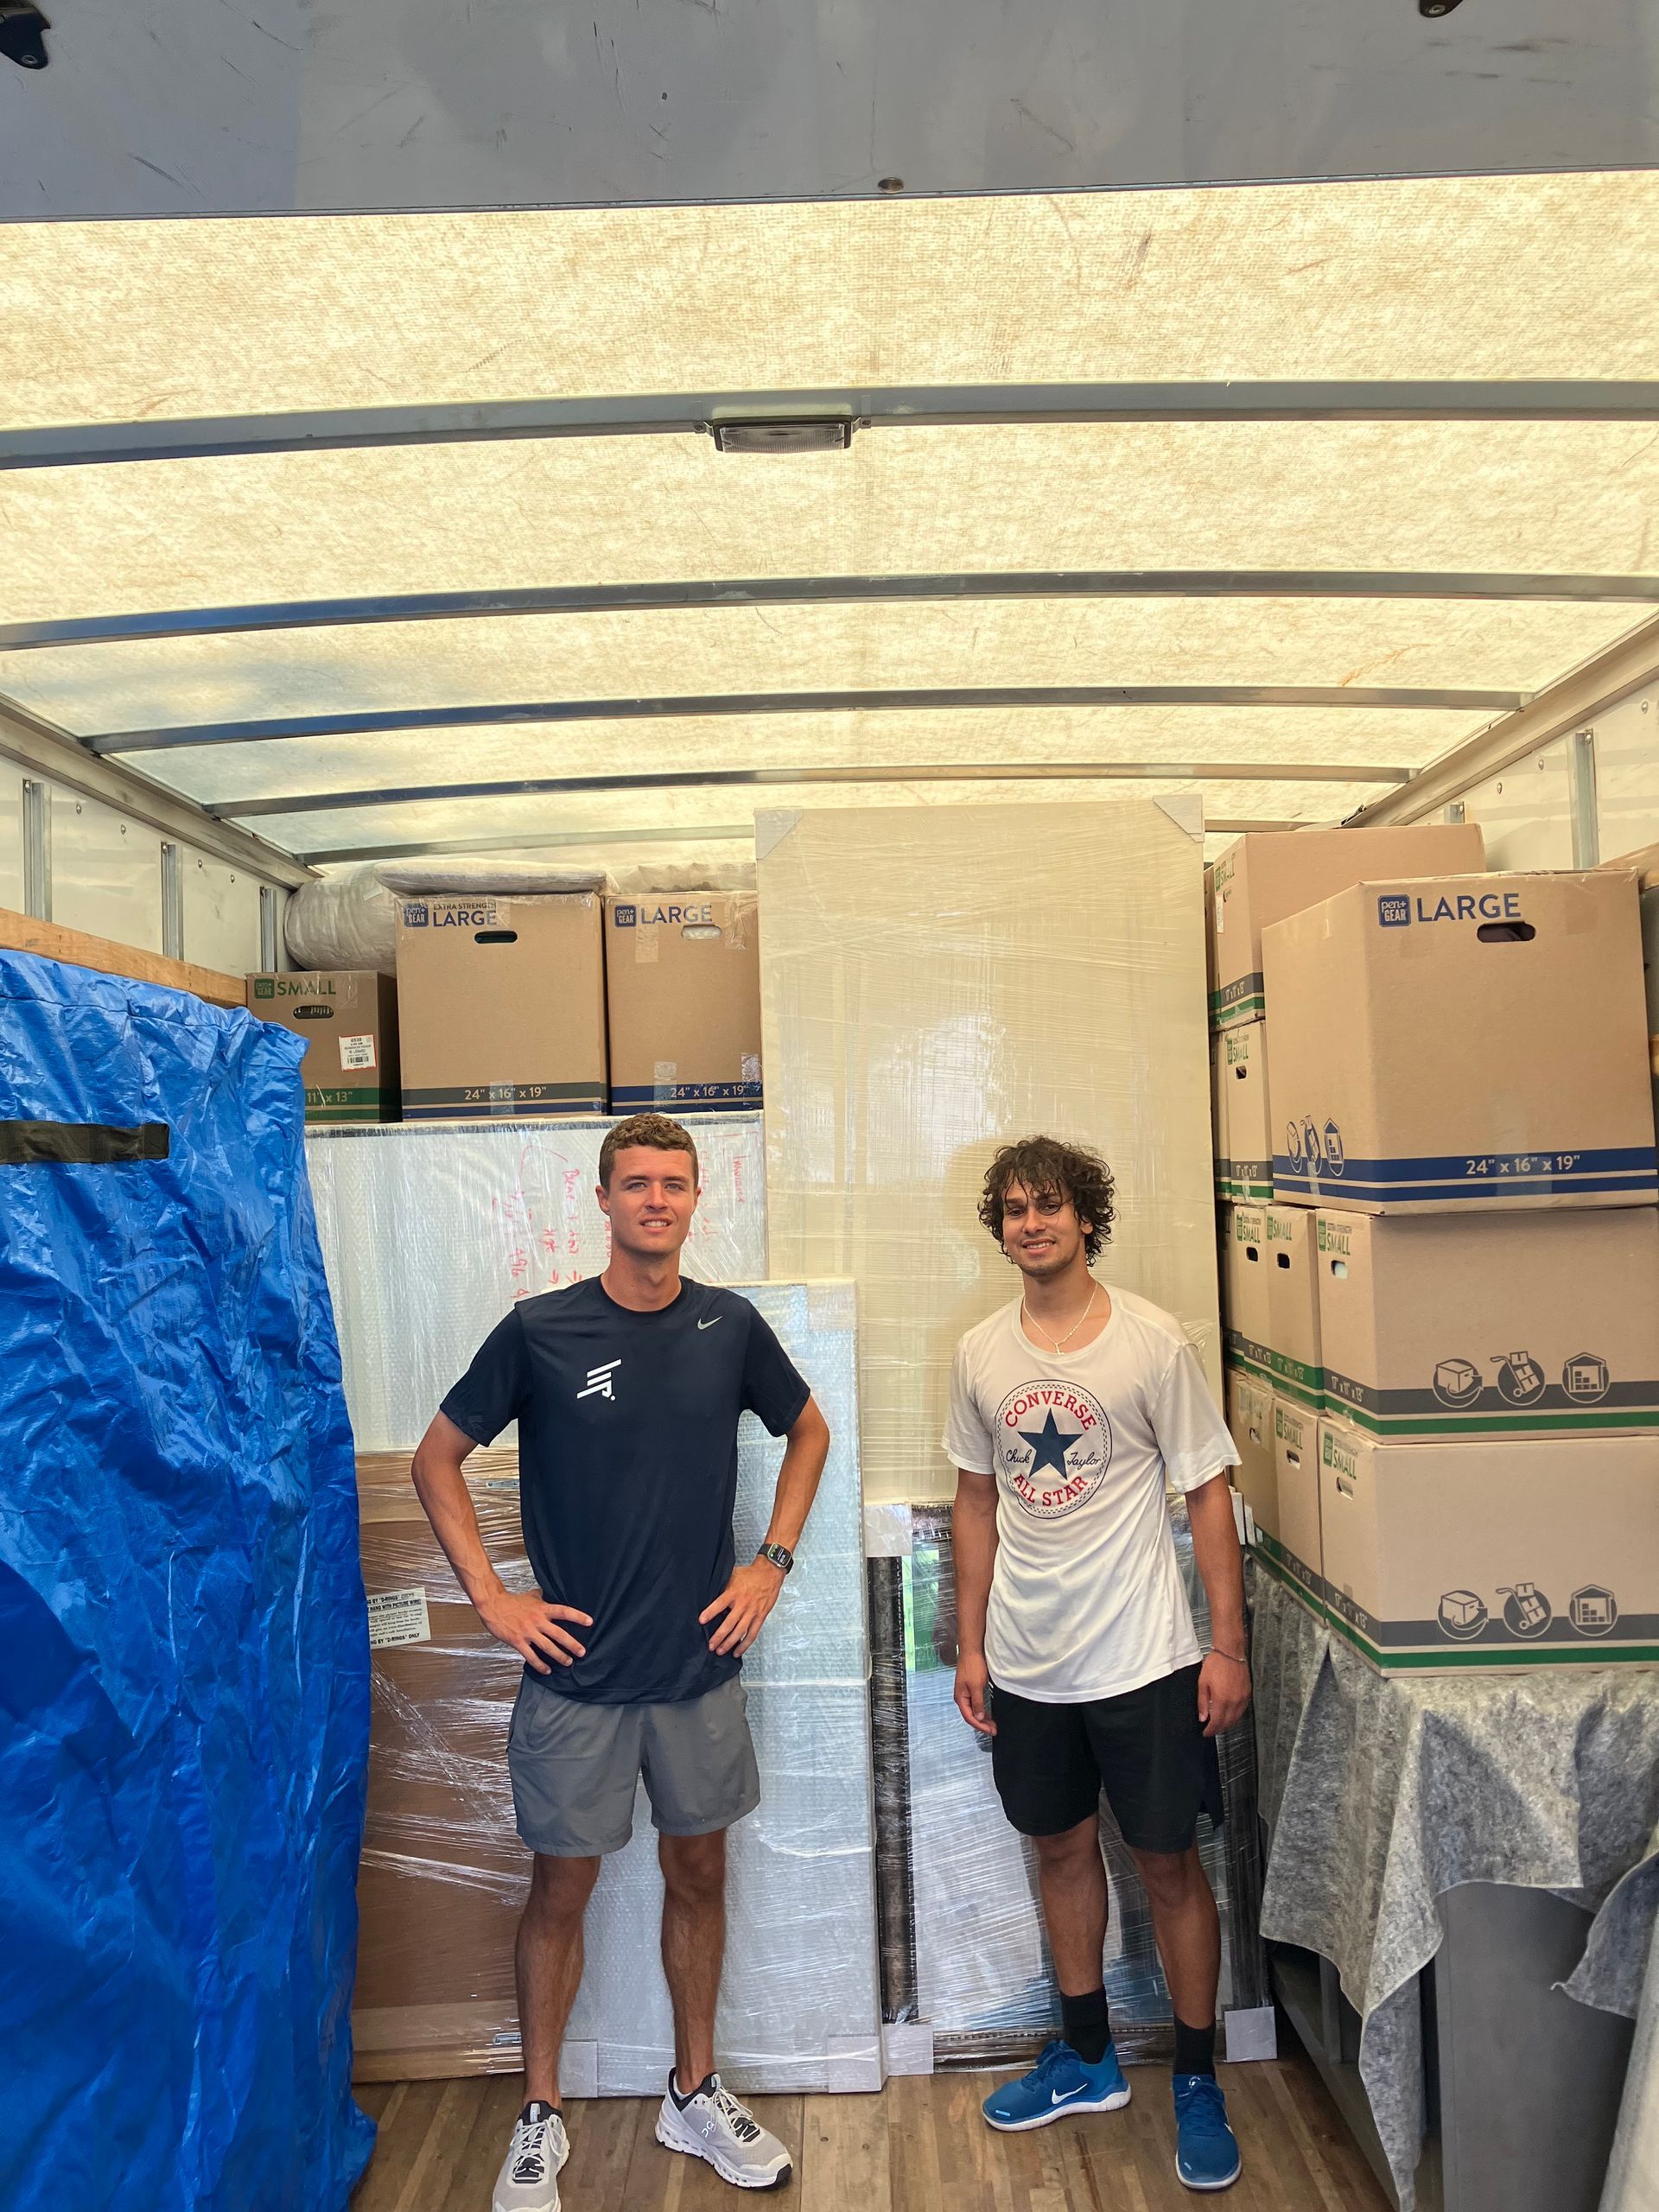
0;950;372;2210
353;1282;880;2094
758;799;1221;1505
306;1115;766;1449
286;860;610;973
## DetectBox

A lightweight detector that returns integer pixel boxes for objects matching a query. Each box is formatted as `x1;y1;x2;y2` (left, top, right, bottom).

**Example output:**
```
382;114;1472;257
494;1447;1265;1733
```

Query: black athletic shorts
988;1662;1224;1853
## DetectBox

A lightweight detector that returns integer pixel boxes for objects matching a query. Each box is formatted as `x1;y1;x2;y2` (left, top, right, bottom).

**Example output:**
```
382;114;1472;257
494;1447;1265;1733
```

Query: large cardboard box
1220;1204;1272;1386
1209;823;1484;1029
395;892;607;1121
1318;1418;1659;1672
245;969;399;1122
1317;1207;1659;1440
1264;1204;1323;1411
604;892;762;1116
1217;1017;1272;1203
1266;1395;1323;1607
1225;1366;1276;1545
1264;871;1659;1213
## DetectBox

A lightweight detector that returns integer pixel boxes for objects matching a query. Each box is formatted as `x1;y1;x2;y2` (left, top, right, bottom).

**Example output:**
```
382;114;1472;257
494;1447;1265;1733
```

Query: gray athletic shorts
506;1671;760;1858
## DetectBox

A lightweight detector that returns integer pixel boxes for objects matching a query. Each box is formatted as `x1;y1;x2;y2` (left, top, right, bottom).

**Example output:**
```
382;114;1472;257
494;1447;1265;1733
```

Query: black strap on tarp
0;1121;170;1165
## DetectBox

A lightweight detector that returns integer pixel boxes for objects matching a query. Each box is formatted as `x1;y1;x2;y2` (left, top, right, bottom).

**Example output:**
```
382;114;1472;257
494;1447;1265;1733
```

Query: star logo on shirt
1016;1408;1078;1477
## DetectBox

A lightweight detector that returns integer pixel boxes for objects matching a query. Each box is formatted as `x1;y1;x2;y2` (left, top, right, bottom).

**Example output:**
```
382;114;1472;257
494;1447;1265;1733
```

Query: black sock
670;2069;716;2109
1173;2017;1217;2078
519;2100;557;2125
1060;1986;1113;2066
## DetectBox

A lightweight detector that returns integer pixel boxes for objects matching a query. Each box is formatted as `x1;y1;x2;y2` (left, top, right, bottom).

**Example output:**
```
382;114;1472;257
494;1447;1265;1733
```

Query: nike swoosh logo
1051;2086;1089;2107
697;1316;722;1331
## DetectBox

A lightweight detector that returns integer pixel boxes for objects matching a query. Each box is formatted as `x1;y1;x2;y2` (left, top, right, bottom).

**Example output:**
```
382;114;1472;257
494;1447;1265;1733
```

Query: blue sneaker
1173;2073;1242;2190
982;2037;1132;2133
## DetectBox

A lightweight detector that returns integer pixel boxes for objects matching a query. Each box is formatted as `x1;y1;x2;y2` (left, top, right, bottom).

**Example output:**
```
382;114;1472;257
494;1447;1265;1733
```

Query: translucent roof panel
238;774;1392;863
1;598;1635;740
4;172;1659;427
137;706;1465;810
8;423;1659;625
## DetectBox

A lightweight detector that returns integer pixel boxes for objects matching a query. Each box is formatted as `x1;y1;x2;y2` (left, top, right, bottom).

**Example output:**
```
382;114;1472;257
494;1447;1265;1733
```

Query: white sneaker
654;2071;793;2190
493;2102;569;2212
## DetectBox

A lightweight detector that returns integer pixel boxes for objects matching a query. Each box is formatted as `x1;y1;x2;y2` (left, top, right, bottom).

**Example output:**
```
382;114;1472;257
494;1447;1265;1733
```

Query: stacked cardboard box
602;892;763;1116
1255;864;1659;1672
245;969;400;1122
1212;825;1488;1583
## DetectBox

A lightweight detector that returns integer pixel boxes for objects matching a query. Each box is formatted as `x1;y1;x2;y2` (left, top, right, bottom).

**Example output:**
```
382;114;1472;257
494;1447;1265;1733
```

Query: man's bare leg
1033;1814;1109;1995
658;1827;727;2090
1130;1844;1221;2032
517;1852;601;2106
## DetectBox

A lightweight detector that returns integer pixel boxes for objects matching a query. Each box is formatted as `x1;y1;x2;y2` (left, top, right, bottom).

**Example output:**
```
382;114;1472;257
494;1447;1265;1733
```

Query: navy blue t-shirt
441;1275;810;1705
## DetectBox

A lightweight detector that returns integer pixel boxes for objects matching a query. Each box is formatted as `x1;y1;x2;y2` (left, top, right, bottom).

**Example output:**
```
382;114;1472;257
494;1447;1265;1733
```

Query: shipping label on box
1315;1207;1659;1440
1217;1018;1272;1202
1208;823;1484;1031
1263;872;1659;1213
245;969;399;1122
396;893;607;1121
1263;1205;1323;1410
1317;1419;1659;1672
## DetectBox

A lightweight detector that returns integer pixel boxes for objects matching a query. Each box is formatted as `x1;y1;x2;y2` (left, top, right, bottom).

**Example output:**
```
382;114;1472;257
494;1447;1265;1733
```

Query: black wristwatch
756;1542;795;1576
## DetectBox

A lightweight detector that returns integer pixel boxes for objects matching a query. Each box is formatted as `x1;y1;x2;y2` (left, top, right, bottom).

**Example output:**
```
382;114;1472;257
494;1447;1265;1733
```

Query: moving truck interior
4;14;1659;2212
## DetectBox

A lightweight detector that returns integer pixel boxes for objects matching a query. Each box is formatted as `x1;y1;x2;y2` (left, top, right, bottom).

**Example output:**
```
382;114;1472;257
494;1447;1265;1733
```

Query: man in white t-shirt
944;1135;1250;2194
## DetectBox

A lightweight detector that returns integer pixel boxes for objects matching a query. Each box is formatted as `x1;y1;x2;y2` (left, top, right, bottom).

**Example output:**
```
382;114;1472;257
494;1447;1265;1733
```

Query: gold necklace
1022;1282;1098;1354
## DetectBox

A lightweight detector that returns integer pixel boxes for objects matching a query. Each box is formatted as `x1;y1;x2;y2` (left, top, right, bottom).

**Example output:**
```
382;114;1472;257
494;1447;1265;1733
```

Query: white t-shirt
942;1286;1238;1704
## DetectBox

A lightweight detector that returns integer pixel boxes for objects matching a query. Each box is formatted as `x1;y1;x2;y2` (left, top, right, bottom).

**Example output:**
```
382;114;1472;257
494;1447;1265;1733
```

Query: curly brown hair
977;1136;1116;1263
599;1111;699;1189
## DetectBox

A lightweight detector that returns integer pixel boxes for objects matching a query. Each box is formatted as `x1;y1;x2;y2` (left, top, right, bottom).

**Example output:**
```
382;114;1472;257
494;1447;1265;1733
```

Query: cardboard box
1317;1418;1659;1672
604;892;762;1116
1264;1205;1323;1411
1225;1367;1276;1544
1263;871;1659;1213
1265;1395;1323;1606
1315;1207;1659;1440
395;893;607;1121
1209;823;1484;1029
1221;1205;1272;1387
1217;1017;1272;1203
245;969;399;1123
1210;1033;1228;1203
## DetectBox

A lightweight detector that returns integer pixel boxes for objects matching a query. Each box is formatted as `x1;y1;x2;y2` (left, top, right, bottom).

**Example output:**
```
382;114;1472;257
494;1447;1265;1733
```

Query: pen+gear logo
995;1380;1113;1519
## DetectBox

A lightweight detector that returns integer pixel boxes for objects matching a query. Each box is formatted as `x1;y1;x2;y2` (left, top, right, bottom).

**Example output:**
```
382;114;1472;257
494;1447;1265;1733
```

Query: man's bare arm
1186;1471;1251;1738
410;1410;592;1674
701;1394;831;1656
951;1466;1000;1734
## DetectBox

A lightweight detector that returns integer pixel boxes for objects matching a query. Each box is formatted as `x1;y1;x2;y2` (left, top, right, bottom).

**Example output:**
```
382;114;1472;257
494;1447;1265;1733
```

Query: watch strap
757;1541;795;1576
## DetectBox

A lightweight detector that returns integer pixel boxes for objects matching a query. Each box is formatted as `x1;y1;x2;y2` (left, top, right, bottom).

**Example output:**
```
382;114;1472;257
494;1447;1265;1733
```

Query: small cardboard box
1209;823;1484;1029
604;893;762;1116
395;893;607;1121
1317;1418;1659;1672
1210;1033;1228;1202
1225;1367;1276;1545
1264;871;1659;1213
1217;1017;1272;1203
1264;1205;1324;1411
1221;1205;1272;1385
245;969;399;1122
1266;1396;1323;1606
1315;1207;1659;1440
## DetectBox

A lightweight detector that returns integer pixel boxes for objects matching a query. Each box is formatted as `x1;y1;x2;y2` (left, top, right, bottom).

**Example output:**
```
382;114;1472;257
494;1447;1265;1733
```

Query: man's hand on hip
475;1586;593;1674
1197;1649;1251;1738
700;1558;785;1656
954;1649;996;1736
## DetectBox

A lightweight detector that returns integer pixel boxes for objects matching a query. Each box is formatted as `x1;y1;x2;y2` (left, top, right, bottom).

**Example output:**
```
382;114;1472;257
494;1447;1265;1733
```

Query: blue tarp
0;950;374;2210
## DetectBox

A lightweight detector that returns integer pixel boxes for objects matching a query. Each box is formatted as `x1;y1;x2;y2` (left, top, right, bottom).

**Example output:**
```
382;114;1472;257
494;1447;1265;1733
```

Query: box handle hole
1335;1473;1357;1497
1275;1252;1290;1268
1244;1244;1261;1263
474;930;518;944
1477;920;1535;944
682;924;722;941
1329;1259;1348;1278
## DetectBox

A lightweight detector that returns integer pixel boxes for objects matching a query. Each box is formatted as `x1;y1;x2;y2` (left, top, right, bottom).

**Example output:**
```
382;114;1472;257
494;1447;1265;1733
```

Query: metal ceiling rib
206;759;1416;821
91;683;1522;754
10;381;1659;470
6;574;1657;658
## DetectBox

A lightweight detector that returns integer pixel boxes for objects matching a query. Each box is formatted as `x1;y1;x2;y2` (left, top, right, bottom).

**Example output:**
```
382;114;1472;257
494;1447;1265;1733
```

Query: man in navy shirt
410;1113;830;2212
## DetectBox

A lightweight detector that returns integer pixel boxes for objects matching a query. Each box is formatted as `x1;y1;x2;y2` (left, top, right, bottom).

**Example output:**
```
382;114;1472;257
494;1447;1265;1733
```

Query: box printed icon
1567;1586;1618;1635
1433;1357;1482;1408
1438;1589;1488;1639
